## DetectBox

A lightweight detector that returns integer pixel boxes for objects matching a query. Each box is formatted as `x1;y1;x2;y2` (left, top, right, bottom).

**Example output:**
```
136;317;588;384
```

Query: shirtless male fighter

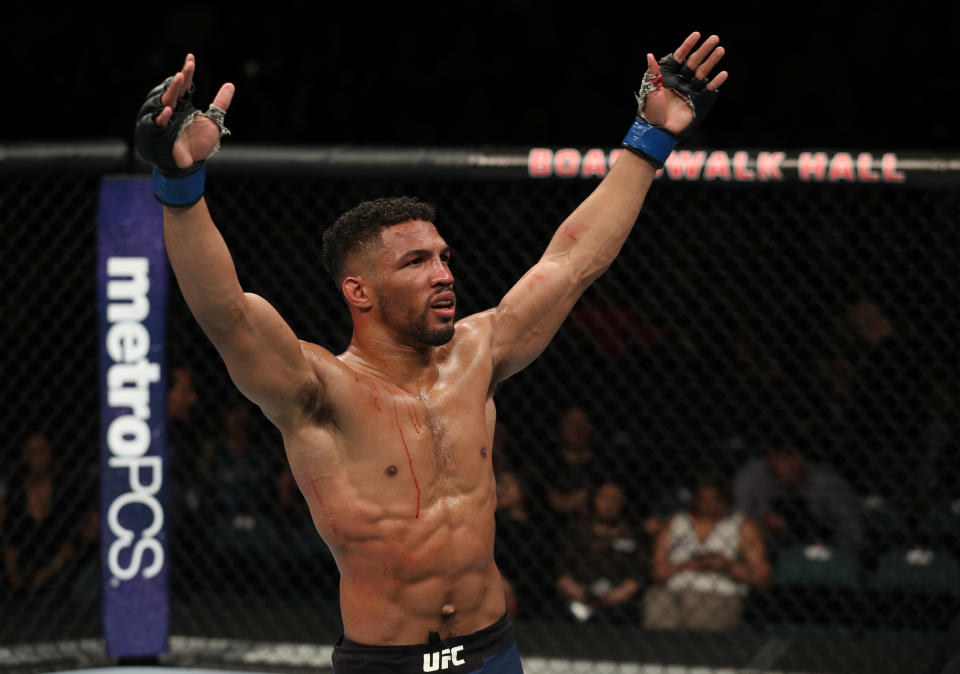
134;32;727;673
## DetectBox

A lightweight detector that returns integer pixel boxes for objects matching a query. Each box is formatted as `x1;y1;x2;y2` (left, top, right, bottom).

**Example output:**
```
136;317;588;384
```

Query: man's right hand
154;54;235;169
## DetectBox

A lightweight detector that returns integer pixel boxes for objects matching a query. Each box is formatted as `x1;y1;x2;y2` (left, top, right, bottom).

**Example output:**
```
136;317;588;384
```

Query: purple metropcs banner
97;177;169;657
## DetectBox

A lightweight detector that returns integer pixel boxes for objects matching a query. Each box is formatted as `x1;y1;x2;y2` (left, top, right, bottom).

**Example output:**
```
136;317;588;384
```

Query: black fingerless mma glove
134;76;229;207
622;53;719;168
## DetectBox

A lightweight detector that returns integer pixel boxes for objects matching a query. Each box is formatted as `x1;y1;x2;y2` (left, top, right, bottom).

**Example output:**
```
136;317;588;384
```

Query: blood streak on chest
407;401;423;435
393;402;422;518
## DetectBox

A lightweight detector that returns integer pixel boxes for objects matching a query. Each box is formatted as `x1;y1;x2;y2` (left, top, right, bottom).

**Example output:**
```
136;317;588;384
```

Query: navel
480;446;487;458
385;464;398;477
440;604;456;620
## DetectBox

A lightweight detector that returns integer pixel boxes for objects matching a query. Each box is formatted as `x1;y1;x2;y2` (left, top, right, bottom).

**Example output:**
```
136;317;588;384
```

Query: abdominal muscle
305;461;506;645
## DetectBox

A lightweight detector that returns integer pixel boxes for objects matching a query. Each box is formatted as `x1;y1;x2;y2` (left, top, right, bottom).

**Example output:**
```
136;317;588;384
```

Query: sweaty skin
287;317;502;644
155;31;727;649
281;219;507;643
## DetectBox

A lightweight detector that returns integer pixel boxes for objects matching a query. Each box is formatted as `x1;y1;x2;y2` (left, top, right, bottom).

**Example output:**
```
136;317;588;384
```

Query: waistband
333;613;515;673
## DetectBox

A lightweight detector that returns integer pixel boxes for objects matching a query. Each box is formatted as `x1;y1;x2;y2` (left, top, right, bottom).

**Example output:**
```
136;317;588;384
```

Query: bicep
490;254;584;382
207;292;316;425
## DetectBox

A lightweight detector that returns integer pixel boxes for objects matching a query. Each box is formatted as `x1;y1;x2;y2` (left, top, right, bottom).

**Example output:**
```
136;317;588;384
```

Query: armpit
297;377;335;427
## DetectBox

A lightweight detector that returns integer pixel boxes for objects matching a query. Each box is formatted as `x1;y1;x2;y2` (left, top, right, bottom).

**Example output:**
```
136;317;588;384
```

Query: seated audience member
490;421;515;477
2;433;97;596
494;469;551;617
168;365;203;515
541;406;608;524
201;398;281;520
734;442;862;551
277;467;311;522
643;473;770;631
556;481;647;623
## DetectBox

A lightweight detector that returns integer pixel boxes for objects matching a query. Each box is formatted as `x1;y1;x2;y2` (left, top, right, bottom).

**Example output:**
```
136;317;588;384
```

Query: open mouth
430;295;456;318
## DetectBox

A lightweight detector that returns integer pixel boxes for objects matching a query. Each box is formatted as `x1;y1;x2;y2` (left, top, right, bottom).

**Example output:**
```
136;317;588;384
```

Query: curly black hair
321;196;436;283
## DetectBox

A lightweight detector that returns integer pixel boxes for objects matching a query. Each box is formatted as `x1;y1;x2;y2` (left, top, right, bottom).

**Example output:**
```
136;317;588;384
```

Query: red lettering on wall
580;149;607;178
528;148;553;177
881;153;906;182
828;152;856;182
798;152;828;181
664;150;707;180
757;152;785;181
733;151;756;181
857;153;880;182
703;151;732;181
553;149;582;178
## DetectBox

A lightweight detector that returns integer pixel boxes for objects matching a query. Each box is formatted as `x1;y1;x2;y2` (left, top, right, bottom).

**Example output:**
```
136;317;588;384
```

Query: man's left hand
641;32;728;136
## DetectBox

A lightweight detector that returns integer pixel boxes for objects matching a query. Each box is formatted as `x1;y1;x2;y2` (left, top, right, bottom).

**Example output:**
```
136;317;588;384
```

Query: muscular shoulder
439;311;498;392
453;309;496;340
443;310;495;362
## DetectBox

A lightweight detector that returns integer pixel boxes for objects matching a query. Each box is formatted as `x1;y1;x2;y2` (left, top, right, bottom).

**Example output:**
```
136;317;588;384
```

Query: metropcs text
104;257;164;581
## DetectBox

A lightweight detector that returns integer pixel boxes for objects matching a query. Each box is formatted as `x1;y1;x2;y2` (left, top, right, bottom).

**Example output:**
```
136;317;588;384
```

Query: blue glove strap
622;118;676;165
152;165;205;207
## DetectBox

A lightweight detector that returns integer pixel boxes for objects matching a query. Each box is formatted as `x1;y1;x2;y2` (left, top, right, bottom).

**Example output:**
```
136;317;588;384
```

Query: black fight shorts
332;613;523;673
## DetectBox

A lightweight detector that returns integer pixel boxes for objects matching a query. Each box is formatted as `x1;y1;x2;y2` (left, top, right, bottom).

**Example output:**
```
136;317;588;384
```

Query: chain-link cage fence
1;147;959;674
0;171;105;654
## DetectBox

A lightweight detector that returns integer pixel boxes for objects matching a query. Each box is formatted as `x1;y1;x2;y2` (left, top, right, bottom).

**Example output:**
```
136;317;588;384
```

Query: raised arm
490;33;727;383
136;55;316;428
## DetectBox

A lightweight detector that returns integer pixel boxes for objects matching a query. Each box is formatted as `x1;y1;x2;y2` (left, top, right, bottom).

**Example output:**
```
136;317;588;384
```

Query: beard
377;286;455;346
418;323;456;346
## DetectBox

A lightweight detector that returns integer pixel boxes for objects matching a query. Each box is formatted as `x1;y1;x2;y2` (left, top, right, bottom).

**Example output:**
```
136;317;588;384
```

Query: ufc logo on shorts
423;646;465;671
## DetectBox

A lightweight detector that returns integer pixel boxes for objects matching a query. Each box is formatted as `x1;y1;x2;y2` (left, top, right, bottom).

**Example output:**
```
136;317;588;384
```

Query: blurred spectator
734;443;862;551
555;482;647;624
168;365;199;425
494;469;551;618
168;365;202;512
838;296;922;494
490;421;514;477
643;473;770;631
201;398;282;520
540;406;608;523
2;433;97;597
276;468;308;522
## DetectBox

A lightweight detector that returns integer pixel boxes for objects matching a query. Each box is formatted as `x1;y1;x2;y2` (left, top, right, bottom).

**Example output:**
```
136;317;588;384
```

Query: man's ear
342;276;373;311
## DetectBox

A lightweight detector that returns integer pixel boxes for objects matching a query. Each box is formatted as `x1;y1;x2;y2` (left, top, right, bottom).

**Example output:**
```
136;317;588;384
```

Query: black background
4;4;957;150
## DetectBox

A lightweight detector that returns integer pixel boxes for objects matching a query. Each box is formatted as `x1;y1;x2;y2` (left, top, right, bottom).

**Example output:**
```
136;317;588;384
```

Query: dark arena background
2;5;959;674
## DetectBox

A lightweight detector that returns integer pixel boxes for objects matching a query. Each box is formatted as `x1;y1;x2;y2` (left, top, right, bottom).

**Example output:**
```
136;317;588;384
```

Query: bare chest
292;373;496;529
366;387;489;494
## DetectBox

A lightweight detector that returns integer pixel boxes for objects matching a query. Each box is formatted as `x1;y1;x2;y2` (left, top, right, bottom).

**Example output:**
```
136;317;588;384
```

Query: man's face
371;220;456;346
767;450;805;489
496;471;523;510
693;486;728;520
24;434;52;473
593;484;624;522
560;407;592;448
168;367;198;422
